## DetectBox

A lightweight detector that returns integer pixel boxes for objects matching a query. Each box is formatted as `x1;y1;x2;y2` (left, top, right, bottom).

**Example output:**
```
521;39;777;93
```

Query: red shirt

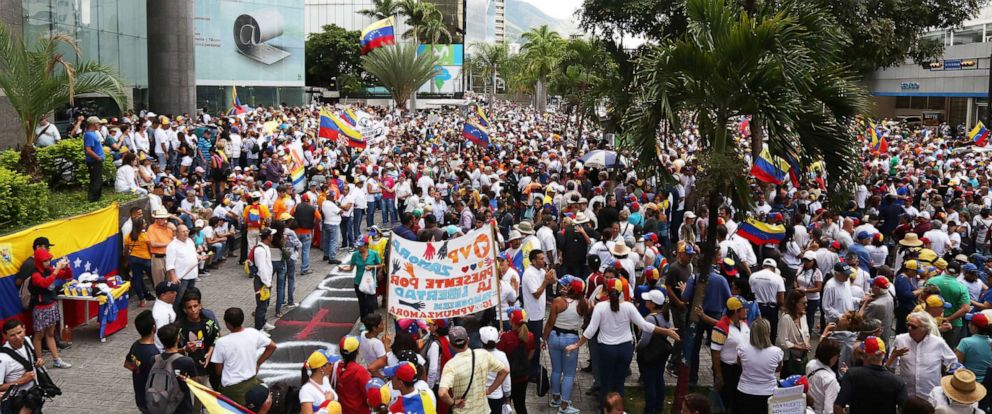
497;331;535;383
334;361;371;413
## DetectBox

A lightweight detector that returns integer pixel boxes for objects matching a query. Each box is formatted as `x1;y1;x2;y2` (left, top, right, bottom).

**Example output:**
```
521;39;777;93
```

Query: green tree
471;42;508;97
519;25;564;113
358;0;401;20
0;23;126;174
621;1;870;408
399;0;437;41
305;24;366;95
551;38;618;138
362;44;438;109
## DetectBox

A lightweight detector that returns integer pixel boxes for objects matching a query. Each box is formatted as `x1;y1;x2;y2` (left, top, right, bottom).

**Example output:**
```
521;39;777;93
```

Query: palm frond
362;44;438;108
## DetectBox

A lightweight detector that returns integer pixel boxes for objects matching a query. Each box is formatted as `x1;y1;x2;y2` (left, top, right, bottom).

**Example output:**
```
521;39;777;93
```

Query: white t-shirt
210;328;272;387
359;334;386;368
321;200;341;225
115;164;138;193
0;339;36;394
152;299;176;351
299;377;335;410
165;238;199;280
749;269;786;304
521;266;547;322
736;344;784;396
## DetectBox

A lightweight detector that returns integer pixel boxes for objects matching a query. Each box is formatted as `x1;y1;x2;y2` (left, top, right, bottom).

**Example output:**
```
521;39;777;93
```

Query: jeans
341;216;354;248
367;199;379;228
87;161;102;202
690;312;721;383
128;256;153;300
353;209;365;237
272;260;288;314
355;284;377;319
285;258;296;306
511;379;528;414
640;360;667;414
253;277;269;330
759;303;780;343
527;320;544;379
719;362;743;414
298;232;313;272
589;336;601;389
548;331;580;404
598;341;634;407
806;299;820;336
209;243;224;265
383;198;397;223
322;223;340;261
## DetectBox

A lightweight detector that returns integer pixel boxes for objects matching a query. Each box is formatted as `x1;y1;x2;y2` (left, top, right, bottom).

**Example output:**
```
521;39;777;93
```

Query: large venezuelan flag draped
737;217;786;246
186;379;253;414
970;121;990;147
389;390;438;414
750;148;790;185
360;17;396;55
0;204;120;329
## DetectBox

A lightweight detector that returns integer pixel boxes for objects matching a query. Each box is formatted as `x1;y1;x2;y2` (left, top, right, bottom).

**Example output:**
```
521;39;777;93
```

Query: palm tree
399;0;436;41
621;0;869;408
362;44;438;110
0;23;127;174
520;25;563;112
358;0;401;20
553;38;616;137
471;42;508;97
419;14;452;94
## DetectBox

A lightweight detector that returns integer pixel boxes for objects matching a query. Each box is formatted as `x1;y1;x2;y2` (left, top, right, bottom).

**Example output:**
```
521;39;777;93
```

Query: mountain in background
492;0;581;43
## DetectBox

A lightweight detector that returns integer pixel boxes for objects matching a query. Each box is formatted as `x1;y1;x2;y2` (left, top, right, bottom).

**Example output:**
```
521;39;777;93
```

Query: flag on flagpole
970;121;990;147
737;217;786;246
330;112;366;149
342;108;359;126
227;84;250;116
462;120;490;147
783;150;802;188
185;378;253;413
750;148;790;185
360;17;396;55
475;105;490;128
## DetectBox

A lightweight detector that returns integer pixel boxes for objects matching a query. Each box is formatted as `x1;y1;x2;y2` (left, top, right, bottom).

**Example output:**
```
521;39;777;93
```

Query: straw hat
507;230;523;242
610;242;631;257
514;220;536;235
151;208;170;219
941;369;986;404
899;233;923;247
573;212;590;224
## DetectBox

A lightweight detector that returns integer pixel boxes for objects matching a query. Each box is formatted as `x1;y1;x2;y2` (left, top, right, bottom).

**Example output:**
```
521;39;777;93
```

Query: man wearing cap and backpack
438;326;510;414
144;324;196;414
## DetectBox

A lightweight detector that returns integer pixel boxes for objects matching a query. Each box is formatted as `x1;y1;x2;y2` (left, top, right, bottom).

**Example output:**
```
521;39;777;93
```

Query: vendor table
57;281;130;342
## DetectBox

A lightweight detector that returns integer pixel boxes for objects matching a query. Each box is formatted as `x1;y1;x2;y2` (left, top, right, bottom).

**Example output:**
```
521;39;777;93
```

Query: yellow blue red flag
360;17;396;55
970;121;990;147
186;379;252;413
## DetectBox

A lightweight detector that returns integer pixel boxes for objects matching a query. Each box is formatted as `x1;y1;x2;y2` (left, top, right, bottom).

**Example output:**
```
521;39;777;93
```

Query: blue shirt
84;130;104;163
847;243;871;272
894;273;918;312
681;271;732;315
957;334;992;382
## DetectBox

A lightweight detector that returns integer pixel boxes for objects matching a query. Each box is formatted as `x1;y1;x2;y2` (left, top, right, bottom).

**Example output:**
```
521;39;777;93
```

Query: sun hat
507;230;523;242
941;369;987;404
900;233;924;247
152;208;170;219
610;242;631;257
514;221;536;235
572;212;590;224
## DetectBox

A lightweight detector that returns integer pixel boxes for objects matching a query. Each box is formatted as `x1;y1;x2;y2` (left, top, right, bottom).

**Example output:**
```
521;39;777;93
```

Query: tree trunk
18;143;37;177
535;79;547;113
671;190;723;414
749;115;764;159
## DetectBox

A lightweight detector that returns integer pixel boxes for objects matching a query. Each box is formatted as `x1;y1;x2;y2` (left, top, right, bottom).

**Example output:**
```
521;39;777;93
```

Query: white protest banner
387;223;499;319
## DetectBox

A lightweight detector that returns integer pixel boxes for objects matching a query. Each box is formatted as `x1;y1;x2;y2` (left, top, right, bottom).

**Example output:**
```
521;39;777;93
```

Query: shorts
32;305;60;330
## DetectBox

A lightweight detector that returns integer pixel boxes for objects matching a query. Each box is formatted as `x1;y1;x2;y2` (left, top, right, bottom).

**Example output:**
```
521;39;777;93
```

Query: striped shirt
439;349;507;414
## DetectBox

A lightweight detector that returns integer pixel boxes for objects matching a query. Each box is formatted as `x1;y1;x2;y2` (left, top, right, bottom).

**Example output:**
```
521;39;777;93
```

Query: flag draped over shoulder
360;17;396;55
750;148;790;185
737;217;786;246
971;121;990;147
186;379;253;413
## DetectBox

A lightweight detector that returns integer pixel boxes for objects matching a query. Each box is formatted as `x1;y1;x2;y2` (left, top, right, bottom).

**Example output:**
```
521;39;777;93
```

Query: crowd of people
6;94;992;414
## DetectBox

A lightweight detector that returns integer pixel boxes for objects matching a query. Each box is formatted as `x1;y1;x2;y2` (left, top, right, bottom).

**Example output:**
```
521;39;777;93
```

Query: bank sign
929;59;978;71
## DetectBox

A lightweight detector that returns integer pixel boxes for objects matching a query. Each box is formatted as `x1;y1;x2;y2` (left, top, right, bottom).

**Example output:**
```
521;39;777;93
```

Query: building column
146;0;196;116
967;97;975;127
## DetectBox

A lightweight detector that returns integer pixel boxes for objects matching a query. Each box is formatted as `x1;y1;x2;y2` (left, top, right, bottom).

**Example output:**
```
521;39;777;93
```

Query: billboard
195;0;305;86
418;44;464;94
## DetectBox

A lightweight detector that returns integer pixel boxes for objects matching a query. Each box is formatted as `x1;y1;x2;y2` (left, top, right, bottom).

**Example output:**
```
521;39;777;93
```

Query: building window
896;96;911;109
953;25;984;45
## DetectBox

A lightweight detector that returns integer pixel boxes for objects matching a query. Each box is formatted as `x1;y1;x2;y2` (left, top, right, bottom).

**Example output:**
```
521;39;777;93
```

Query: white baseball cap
762;258;778;268
480;326;499;344
641;289;666;306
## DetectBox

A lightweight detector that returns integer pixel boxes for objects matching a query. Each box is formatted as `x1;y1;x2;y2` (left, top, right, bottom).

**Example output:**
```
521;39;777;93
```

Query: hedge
0;167;49;229
0;138;116;189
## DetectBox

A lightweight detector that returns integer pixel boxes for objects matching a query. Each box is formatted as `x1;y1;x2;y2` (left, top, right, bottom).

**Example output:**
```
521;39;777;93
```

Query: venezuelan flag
330;112;366;149
783;150;801;188
227;85;249;116
318;108;338;140
970;121;990;147
463;120;490;147
389;390;437;414
750;148;789;185
737;217;786;246
360;16;396;55
476;105;490;128
0;204;120;330
186;379;252;414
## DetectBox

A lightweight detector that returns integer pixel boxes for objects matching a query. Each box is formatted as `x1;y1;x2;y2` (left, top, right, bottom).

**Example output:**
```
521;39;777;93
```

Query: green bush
35;138;115;189
0;150;18;171
0;167;49;228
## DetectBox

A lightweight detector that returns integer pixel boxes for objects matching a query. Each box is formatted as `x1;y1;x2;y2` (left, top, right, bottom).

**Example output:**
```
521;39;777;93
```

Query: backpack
636;314;673;367
244;244;260;276
19;276;32;309
144;353;184;414
420;335;453;381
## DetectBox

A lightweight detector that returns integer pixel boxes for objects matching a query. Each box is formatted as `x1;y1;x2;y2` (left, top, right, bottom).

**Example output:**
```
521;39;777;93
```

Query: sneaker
264;323;276;331
53;358;72;369
301;269;312;275
275;311;284;318
559;406;580;414
549;398;561;408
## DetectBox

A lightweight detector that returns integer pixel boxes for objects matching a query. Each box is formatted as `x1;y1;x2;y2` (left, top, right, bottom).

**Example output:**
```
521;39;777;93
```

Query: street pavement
39;242;712;414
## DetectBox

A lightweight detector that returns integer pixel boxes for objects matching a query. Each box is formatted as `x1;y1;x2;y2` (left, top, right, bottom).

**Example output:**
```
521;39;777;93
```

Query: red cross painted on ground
277;308;353;340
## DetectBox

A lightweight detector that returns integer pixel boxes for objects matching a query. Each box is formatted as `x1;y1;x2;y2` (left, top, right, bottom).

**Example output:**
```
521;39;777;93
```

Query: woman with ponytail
334;335;371;413
298;349;340;414
543;276;590;413
498;307;537;414
566;278;681;409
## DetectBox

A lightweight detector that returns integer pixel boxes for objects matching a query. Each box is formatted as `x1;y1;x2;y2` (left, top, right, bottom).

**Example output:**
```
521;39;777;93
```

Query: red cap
973;313;990;328
395;362;417;382
872;276;889;289
509;309;527;325
830;241;841;250
861;336;886;355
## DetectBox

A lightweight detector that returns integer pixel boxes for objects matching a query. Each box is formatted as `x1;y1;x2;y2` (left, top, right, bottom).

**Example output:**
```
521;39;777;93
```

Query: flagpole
491;222;504;335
